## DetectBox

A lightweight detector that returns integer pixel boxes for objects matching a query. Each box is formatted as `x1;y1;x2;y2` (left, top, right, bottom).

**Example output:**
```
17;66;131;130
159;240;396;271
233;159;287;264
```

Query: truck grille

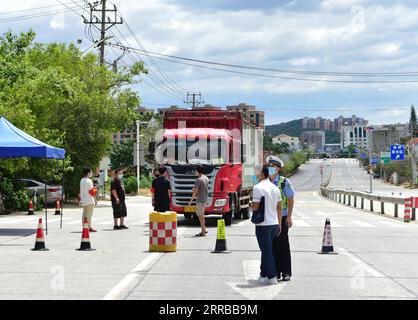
167;165;219;207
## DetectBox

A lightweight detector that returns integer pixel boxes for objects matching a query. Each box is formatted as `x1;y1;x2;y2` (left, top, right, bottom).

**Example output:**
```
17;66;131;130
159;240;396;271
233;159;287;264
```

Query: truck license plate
185;206;196;213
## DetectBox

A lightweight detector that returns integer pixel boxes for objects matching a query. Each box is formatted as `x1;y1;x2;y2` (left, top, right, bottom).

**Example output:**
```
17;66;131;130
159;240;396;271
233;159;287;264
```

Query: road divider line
338;247;384;277
315;210;328;217
378;220;405;228
352;221;376;228
103;228;186;300
293;220;312;228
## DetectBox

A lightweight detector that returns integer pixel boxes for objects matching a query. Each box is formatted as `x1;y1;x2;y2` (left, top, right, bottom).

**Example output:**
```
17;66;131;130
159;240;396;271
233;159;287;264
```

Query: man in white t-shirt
79;167;97;232
251;166;282;285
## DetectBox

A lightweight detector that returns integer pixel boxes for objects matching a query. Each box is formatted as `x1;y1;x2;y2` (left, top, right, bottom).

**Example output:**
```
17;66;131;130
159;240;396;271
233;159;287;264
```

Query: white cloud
2;0;418;124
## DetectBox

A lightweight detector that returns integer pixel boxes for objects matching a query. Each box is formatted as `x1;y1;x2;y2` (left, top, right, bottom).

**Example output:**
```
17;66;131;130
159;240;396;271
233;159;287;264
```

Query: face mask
118;174;123;179
268;167;276;175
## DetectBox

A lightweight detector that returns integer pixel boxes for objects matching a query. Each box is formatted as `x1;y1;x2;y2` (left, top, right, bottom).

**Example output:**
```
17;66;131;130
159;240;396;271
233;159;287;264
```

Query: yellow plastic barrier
149;211;177;252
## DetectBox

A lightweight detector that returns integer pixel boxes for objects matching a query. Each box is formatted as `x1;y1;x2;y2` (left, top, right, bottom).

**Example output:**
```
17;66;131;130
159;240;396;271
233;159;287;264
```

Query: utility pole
366;126;374;193
83;0;123;66
184;92;204;108
99;0;106;66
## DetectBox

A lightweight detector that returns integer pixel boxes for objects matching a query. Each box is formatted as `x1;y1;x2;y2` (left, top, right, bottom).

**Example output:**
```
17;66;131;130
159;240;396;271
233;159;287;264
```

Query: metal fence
320;187;416;221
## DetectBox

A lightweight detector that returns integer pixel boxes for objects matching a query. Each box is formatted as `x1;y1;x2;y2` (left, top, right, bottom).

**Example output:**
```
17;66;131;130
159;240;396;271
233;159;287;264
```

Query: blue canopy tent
0;116;66;233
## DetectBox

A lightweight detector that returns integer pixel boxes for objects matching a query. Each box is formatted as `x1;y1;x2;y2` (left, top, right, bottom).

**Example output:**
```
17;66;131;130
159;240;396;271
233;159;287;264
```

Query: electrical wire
104;45;418;78
111;26;186;98
0;1;84;15
0;6;81;24
109;43;418;84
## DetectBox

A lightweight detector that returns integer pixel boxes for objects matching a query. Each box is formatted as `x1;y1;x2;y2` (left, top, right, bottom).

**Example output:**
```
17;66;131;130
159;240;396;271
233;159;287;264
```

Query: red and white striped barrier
404;197;412;222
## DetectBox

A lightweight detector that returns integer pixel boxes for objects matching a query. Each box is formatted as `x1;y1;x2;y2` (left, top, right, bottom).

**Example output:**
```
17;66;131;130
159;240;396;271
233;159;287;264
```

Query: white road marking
315;210;328;217
330;221;343;228
132;219;149;226
293;220;312;227
103;228;186;300
351;221;376;228
226;260;287;300
0;216;46;224
67;220;83;225
338;247;384;278
337;211;351;215
97;221;114;226
378;220;405;228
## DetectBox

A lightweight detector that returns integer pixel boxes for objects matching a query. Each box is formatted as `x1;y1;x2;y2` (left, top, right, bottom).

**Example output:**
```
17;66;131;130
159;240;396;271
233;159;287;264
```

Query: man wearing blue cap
267;156;295;282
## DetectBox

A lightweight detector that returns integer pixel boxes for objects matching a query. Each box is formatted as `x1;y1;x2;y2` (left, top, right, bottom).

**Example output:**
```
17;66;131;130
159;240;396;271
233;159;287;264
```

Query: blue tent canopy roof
0;116;66;159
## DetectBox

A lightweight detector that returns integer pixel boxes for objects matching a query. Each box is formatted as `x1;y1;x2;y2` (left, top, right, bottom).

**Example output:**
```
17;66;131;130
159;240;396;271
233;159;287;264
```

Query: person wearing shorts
111;168;128;230
79;167;97;232
188;165;209;237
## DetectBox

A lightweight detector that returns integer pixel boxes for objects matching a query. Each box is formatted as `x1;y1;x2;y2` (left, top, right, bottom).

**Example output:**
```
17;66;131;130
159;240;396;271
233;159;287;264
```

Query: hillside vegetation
265;119;341;144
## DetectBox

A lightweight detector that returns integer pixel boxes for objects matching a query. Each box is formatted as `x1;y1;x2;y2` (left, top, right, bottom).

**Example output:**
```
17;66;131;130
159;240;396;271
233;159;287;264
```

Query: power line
113;24;187;96
113;6;189;94
111;26;186;98
51;1;185;101
118;46;185;101
107;29;185;100
105;45;418;78
0;1;84;15
0;6;81;24
109;44;418;84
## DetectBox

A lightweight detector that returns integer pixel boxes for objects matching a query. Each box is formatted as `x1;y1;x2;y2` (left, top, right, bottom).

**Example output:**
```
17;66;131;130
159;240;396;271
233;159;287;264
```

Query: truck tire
230;193;240;220
241;207;250;220
224;211;233;226
184;213;192;219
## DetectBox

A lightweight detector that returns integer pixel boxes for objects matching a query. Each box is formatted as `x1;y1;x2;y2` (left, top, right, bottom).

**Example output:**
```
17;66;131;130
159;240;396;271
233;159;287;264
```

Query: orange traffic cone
31;218;49;251
54;200;61;215
27;199;34;215
76;217;95;251
318;218;338;254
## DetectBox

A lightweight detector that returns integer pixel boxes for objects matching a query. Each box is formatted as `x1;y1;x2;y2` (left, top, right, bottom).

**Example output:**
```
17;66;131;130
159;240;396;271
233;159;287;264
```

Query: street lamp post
367;127;373;193
136;117;158;195
136;120;140;195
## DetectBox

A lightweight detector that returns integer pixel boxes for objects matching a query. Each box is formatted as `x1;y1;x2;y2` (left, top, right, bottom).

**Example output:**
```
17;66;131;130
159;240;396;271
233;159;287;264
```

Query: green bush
123;176;138;194
140;176;152;189
0;178;30;211
14;190;30;211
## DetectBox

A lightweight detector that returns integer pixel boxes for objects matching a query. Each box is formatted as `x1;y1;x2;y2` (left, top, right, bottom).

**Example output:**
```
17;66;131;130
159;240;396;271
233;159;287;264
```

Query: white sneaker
257;276;268;284
266;277;278;285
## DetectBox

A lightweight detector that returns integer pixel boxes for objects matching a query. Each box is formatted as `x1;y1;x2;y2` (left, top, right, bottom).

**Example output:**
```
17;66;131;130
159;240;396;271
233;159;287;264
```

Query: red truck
155;108;263;225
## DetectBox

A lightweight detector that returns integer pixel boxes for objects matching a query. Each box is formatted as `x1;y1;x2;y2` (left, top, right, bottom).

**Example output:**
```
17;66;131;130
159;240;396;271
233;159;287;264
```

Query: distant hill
265;119;341;144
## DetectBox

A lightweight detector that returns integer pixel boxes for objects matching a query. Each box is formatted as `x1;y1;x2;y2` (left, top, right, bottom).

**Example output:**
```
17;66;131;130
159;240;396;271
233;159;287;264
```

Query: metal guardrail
320;187;416;221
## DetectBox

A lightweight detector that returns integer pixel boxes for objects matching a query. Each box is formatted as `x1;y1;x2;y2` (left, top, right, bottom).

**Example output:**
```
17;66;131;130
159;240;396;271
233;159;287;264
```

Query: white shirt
252;178;282;226
80;178;95;207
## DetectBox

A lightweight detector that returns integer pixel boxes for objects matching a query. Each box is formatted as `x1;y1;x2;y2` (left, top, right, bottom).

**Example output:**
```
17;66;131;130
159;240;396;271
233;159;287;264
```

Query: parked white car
18;179;64;204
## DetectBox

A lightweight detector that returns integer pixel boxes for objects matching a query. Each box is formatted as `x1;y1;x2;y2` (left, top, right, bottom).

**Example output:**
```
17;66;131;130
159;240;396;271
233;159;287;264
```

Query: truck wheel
241;208;250;220
224;211;233;226
230;193;241;220
184;213;192;219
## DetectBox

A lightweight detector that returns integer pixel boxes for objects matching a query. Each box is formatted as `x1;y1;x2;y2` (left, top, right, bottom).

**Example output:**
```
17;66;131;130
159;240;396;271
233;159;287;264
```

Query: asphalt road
328;158;418;197
1;159;418;300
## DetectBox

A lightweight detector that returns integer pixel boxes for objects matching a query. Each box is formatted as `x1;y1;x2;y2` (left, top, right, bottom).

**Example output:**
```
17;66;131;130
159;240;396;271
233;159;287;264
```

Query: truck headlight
214;199;227;207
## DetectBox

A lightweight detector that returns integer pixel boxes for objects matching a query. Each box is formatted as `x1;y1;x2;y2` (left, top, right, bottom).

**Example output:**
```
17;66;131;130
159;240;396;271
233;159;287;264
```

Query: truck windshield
158;137;228;165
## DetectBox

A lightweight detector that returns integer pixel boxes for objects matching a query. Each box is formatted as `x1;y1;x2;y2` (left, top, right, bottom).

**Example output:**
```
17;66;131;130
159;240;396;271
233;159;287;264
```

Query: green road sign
380;151;391;164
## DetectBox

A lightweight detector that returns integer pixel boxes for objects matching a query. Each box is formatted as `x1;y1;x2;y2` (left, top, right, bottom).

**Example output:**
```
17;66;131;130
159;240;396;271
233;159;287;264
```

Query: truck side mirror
241;143;247;163
149;141;156;154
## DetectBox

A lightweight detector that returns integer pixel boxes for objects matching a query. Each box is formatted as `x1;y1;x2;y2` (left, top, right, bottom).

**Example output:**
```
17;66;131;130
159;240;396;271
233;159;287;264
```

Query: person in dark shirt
151;166;171;212
153;167;160;179
111;168;128;230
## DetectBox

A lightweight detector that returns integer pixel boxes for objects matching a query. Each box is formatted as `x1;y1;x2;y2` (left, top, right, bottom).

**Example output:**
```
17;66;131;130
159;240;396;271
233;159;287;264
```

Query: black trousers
273;216;292;277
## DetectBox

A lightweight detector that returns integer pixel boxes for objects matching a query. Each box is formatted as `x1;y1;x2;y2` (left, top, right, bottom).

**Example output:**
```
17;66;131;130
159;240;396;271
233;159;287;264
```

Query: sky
2;0;418;126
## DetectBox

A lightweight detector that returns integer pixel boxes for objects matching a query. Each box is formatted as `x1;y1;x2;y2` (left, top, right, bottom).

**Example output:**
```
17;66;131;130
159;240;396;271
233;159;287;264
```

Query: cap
266;155;284;167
